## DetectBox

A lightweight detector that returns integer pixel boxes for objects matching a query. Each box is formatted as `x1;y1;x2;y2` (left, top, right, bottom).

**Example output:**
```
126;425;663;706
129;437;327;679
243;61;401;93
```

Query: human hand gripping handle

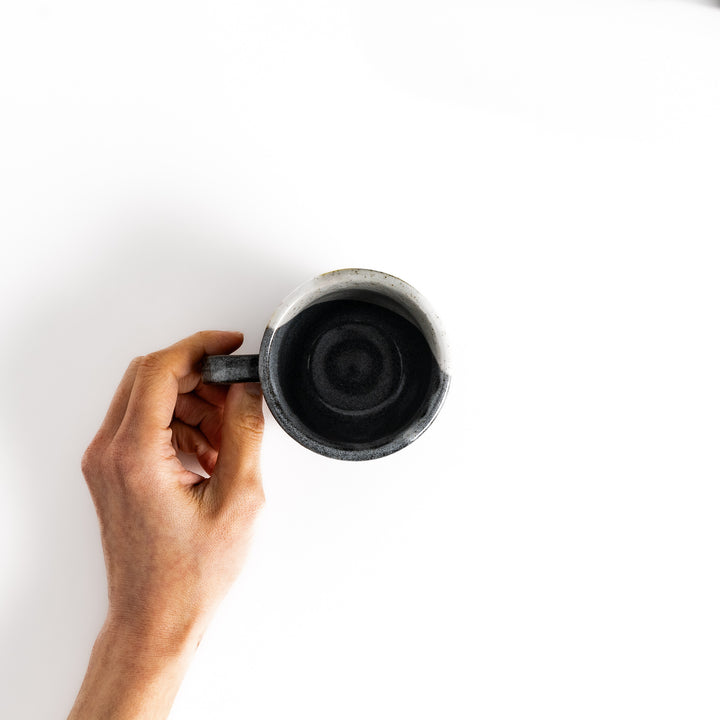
68;331;265;720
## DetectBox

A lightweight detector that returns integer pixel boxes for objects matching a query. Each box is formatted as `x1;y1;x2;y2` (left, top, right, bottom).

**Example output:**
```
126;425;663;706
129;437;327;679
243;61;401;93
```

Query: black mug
202;268;450;460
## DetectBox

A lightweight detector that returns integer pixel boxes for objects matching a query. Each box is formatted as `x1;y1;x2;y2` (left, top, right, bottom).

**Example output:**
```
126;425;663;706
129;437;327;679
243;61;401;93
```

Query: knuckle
192;330;212;343
235;411;265;436
138;351;164;372
81;442;98;478
103;439;133;476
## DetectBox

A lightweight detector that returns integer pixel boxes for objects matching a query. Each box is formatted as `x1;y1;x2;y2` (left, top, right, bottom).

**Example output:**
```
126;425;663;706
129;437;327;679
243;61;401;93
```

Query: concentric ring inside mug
258;269;450;460
308;321;404;416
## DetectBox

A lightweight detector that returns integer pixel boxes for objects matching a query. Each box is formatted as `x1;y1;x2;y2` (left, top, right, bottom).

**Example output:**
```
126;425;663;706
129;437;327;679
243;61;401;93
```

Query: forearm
67;618;200;720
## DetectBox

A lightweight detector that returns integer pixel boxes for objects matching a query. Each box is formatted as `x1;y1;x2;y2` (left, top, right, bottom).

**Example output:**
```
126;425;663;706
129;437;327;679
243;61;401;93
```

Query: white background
1;1;719;718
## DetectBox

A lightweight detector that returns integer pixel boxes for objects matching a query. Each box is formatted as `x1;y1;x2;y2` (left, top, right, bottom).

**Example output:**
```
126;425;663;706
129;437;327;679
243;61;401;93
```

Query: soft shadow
0;215;307;718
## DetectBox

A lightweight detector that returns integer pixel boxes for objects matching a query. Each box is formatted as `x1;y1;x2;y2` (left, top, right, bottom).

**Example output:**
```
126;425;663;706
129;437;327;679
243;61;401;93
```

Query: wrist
67;617;201;720
103;608;206;663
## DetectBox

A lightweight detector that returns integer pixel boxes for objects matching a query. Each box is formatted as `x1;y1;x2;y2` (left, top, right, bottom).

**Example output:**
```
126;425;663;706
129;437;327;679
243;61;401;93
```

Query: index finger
118;331;245;440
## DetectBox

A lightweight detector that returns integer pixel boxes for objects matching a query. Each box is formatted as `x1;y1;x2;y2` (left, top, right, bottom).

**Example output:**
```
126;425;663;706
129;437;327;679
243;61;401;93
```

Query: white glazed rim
265;268;450;373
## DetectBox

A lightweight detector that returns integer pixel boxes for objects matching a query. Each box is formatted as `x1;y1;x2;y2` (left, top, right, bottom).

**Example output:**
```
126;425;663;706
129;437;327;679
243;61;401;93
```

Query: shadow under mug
202;268;450;460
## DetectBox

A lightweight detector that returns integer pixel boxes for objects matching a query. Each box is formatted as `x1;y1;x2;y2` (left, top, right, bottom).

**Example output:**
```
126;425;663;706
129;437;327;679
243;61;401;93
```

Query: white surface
1;1;719;718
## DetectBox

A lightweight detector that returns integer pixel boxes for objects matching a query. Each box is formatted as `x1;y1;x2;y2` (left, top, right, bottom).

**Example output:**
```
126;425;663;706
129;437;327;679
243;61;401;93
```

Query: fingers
171;419;219;476
194;380;230;408
174;392;225;449
211;383;265;510
118;331;244;441
94;357;142;444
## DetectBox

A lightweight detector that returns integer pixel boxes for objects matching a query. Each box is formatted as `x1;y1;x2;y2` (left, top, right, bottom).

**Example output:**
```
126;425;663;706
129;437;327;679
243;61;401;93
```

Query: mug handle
201;354;260;384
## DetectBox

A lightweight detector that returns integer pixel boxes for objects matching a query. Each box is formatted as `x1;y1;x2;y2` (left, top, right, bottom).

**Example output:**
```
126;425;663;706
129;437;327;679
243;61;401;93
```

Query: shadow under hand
0;216;306;719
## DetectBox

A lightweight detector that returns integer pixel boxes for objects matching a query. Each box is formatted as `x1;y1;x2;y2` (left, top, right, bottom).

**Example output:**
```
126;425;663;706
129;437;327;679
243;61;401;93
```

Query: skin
68;331;265;719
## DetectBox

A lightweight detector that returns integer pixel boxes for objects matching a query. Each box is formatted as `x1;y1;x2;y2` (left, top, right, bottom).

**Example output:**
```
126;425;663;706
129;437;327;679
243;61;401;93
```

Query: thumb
211;383;265;510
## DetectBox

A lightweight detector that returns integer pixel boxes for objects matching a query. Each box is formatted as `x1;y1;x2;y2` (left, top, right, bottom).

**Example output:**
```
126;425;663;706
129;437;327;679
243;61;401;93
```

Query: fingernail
245;383;262;397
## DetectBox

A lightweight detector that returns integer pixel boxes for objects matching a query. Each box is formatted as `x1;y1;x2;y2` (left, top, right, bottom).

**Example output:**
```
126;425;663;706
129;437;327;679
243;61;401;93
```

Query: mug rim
258;268;450;461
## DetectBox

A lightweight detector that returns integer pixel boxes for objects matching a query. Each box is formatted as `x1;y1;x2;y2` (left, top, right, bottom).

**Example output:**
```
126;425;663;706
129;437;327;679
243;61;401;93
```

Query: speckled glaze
203;268;450;461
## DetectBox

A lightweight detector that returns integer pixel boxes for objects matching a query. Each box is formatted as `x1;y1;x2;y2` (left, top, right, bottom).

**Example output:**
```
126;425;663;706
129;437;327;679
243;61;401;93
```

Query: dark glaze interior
273;298;440;449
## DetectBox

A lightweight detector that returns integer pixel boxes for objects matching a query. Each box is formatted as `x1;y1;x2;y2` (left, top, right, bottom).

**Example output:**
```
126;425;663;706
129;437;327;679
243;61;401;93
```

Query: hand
69;331;265;719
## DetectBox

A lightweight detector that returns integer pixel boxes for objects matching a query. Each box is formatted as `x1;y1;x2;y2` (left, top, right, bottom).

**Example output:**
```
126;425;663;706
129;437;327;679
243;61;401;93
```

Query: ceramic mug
201;268;450;460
